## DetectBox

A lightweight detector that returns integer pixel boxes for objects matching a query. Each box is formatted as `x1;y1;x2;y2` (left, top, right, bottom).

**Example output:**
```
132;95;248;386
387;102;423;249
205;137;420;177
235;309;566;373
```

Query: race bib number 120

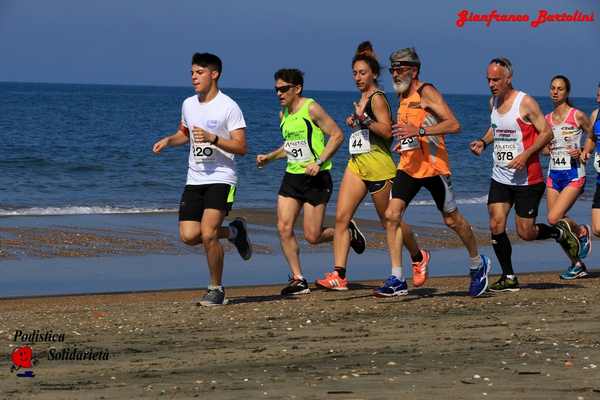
193;144;216;164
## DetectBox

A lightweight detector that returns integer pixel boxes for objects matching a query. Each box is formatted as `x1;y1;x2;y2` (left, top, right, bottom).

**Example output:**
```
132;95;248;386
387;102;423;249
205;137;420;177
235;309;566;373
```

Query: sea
1;82;597;217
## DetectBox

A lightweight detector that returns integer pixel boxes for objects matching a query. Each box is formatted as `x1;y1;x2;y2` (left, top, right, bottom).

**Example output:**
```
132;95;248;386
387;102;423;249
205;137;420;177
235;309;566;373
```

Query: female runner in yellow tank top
315;42;429;291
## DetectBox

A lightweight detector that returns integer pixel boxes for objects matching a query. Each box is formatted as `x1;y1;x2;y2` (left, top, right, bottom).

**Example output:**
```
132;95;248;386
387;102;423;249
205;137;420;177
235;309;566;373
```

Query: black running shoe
197;287;229;306
348;219;366;254
489;276;520;292
281;277;310;296
228;217;252;260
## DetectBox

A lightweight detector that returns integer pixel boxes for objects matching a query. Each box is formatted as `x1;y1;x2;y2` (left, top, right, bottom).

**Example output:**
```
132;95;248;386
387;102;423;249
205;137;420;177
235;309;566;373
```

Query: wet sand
2;273;600;399
0;208;521;259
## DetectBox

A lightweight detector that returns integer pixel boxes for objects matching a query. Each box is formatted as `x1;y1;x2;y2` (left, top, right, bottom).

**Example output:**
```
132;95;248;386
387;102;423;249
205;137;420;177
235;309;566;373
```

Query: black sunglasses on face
388;66;412;74
275;85;295;94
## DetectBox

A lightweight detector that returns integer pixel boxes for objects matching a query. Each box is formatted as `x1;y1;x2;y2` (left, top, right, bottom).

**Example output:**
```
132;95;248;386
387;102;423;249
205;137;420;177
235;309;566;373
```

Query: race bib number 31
349;129;371;155
284;140;312;162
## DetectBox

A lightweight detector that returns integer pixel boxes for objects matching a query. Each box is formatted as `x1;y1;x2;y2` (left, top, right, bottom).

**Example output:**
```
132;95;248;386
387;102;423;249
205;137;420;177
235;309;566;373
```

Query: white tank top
546;108;585;176
490;91;543;186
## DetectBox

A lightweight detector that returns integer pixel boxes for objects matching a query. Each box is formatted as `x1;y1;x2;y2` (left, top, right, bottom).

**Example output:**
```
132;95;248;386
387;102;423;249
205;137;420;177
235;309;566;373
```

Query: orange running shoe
315;270;348;291
412;249;430;287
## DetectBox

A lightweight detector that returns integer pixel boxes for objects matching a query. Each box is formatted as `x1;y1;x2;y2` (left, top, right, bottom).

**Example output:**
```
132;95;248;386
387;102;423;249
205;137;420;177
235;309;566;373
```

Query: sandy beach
2;273;600;399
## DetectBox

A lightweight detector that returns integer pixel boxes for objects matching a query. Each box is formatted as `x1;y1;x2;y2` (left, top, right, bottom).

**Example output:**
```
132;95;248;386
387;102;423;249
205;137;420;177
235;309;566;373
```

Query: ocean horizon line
2;80;594;100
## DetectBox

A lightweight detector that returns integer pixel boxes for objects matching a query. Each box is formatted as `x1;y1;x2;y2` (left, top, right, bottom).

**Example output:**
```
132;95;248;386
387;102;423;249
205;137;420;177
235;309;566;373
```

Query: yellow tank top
347;92;397;181
397;83;451;178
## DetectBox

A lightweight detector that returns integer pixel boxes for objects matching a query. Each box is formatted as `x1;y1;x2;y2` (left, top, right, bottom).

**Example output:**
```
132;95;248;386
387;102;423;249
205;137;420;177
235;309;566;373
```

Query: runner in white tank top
491;91;544;186
543;76;595;280
469;58;578;292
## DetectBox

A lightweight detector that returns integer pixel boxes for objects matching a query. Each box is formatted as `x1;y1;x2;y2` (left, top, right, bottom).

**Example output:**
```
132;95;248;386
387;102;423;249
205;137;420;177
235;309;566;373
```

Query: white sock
391;267;404;281
506;274;515;280
228;225;237;239
208;285;223;291
469;255;482;270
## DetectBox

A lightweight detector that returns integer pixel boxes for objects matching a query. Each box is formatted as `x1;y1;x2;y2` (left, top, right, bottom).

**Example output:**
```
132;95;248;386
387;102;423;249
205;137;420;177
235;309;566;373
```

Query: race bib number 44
349;129;371;155
284;140;312;162
193;144;217;164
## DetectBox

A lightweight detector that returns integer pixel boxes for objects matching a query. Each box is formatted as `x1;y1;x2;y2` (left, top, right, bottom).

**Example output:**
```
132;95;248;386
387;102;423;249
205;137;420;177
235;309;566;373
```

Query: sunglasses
274;85;296;94
388;66;413;74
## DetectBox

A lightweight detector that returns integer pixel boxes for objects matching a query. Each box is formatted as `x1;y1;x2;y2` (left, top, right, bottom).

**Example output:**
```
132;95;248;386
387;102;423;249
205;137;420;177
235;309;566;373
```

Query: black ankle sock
536;223;560;240
334;266;346;279
411;250;423;263
491;232;514;276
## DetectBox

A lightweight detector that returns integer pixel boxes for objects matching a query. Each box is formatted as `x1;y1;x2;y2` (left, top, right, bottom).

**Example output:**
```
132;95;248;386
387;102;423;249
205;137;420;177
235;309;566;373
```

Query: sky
0;0;598;96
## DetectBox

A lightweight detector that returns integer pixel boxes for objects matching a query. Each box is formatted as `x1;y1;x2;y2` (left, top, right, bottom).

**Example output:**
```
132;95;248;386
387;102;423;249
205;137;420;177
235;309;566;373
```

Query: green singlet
280;98;332;174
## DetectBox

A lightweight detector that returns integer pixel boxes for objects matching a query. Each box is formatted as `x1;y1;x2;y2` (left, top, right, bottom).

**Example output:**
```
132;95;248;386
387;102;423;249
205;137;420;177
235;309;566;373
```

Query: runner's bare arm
469;127;493;156
257;145;285;167
152;125;189;154
580;109;597;162
507;95;552;169
302;102;343;176
418;85;461;135
308;102;344;161
365;94;392;139
192;126;247;156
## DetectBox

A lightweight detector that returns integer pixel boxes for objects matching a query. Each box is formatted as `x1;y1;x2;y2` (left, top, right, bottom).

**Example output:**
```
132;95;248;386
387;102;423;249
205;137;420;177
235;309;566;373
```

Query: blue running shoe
373;276;408;297
469;255;491;297
559;263;589;280
578;225;591;259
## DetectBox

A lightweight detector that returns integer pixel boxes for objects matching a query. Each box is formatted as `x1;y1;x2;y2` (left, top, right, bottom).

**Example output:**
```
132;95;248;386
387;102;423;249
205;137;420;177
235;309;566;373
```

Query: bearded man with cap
374;47;491;298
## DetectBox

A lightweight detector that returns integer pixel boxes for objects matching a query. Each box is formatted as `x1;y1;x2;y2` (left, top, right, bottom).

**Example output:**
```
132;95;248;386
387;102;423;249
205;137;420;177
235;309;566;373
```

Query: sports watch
418;127;427;136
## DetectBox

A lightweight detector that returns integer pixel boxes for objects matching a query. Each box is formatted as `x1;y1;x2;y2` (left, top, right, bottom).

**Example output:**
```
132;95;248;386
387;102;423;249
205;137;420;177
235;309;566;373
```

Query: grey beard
393;79;410;94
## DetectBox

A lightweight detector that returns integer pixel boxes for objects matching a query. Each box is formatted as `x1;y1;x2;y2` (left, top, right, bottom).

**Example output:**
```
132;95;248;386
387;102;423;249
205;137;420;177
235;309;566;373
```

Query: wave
364;195;488;207
412;195;489;206
0;206;177;217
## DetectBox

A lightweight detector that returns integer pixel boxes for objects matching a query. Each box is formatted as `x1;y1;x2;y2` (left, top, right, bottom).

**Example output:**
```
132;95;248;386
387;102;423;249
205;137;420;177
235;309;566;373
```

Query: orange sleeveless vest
397;83;451;177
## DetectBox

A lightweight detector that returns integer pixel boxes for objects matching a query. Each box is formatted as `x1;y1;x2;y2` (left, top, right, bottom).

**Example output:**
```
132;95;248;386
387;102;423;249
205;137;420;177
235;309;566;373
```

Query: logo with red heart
10;346;36;377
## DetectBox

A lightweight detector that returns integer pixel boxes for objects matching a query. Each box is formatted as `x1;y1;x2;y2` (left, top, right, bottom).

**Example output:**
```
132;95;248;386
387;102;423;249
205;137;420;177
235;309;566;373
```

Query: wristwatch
418;127;427;136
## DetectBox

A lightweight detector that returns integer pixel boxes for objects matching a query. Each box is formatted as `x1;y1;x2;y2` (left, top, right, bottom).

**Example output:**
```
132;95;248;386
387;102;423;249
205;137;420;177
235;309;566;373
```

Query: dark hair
191;53;222;79
352;41;381;86
550;74;573;107
274;69;304;93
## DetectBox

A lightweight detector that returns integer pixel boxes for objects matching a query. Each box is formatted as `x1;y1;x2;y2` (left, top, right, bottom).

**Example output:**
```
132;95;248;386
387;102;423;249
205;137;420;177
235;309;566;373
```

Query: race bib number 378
493;142;519;167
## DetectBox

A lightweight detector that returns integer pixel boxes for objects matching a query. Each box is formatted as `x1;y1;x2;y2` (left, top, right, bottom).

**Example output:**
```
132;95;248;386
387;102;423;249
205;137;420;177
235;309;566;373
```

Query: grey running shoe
281;277;310;296
348;219;366;254
198;287;229;306
555;219;580;260
228;217;252;260
489;276;520;292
